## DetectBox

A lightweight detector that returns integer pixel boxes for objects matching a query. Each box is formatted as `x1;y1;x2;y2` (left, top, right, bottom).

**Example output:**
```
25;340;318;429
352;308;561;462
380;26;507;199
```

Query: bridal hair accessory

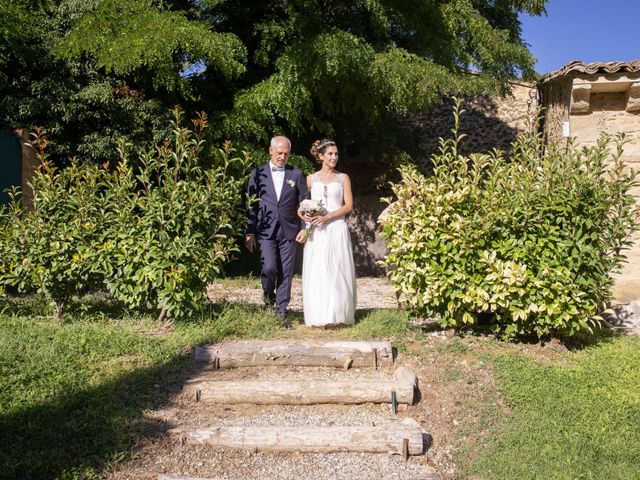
310;138;337;162
316;140;335;150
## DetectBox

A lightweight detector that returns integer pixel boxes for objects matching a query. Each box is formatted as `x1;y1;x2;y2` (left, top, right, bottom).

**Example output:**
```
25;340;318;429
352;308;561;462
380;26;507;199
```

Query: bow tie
271;166;285;172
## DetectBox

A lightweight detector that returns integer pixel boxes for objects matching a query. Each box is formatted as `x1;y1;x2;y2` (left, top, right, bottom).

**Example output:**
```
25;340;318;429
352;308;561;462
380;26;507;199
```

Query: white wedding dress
302;173;356;326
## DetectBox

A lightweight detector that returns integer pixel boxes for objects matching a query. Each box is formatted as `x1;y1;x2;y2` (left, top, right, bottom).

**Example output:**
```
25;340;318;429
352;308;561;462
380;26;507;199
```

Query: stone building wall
570;92;640;166
348;82;539;276
409;82;538;170
569;93;640;303
540;65;640;303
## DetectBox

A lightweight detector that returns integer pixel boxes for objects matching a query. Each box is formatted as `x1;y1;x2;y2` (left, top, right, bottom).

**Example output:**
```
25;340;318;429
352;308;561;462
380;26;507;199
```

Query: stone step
183;366;417;405
167;417;426;456
195;340;393;369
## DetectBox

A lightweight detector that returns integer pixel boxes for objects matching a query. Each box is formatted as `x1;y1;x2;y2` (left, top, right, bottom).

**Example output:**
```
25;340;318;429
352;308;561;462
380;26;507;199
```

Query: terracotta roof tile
541;60;640;83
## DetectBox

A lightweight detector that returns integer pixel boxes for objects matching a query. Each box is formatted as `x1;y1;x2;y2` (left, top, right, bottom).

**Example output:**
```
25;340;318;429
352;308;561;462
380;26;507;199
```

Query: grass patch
0;296;282;480
460;335;640;480
345;309;418;349
434;337;470;355
214;274;262;289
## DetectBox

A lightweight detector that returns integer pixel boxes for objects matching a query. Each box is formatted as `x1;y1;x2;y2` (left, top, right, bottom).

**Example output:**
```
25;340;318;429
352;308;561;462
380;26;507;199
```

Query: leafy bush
0;130;109;320
381;101;639;338
102;111;252;322
0;111;252;322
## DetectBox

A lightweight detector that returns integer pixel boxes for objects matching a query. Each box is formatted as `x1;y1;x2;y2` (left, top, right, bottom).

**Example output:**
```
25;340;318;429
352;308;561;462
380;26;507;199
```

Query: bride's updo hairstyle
310;138;336;164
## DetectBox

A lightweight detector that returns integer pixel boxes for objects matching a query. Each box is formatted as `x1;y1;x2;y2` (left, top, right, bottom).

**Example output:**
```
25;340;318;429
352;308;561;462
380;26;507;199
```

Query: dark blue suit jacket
246;163;308;241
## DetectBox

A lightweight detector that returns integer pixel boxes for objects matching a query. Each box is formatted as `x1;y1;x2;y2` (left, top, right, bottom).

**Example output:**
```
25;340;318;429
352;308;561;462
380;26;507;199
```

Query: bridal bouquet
299;199;327;238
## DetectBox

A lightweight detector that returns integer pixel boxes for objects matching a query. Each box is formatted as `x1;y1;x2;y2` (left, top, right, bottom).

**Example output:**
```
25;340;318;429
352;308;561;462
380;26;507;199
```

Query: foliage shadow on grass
416;311;625;351
0;292;152;322
0;348;205;480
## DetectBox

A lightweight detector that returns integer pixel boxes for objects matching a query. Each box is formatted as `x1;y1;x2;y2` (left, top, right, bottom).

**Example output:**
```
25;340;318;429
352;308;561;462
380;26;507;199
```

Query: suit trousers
258;225;297;316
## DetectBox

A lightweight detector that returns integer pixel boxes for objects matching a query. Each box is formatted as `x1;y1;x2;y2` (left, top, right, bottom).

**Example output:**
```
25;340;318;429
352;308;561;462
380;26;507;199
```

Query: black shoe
280;319;292;330
275;310;291;329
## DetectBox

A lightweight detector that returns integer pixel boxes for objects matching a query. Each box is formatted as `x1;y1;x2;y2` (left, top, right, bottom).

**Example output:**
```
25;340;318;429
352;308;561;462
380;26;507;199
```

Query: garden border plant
0;109;253;324
381;99;639;339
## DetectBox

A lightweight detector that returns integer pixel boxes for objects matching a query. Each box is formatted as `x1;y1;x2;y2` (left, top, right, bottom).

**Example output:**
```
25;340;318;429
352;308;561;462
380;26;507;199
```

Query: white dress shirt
270;161;285;201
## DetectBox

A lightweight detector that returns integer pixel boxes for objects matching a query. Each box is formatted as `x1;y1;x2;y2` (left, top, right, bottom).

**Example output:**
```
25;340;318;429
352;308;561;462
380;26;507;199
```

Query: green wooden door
0;131;21;206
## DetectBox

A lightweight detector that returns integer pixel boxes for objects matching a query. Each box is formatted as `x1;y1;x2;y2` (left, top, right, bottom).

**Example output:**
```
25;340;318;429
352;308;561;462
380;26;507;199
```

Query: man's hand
295;229;308;244
244;234;256;253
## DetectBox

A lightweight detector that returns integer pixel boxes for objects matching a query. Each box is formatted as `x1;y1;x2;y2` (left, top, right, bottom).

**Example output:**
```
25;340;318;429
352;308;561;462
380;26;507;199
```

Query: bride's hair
310;138;336;163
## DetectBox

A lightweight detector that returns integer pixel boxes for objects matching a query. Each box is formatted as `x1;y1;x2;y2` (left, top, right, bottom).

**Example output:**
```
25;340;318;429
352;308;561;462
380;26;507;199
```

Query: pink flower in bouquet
299;199;327;217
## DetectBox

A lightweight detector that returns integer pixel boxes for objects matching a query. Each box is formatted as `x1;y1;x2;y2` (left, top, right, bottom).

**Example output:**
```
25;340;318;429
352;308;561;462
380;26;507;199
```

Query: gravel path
109;365;440;480
108;278;446;480
207;276;399;312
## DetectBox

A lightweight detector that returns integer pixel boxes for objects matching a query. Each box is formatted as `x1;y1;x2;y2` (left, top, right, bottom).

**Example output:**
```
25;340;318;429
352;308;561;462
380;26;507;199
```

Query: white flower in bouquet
299;199;327;217
298;199;327;238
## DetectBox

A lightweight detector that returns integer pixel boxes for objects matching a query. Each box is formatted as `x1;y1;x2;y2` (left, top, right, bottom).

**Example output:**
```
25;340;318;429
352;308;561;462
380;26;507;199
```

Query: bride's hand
311;214;329;226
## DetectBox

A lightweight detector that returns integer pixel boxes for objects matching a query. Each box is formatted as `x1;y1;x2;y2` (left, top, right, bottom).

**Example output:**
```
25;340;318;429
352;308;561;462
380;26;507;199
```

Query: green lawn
0;297;286;479
2;294;639;479
0;295;413;479
461;335;640;480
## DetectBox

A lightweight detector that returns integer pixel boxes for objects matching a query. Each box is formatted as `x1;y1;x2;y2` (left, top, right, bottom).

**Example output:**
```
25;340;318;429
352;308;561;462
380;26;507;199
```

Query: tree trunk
52;298;66;323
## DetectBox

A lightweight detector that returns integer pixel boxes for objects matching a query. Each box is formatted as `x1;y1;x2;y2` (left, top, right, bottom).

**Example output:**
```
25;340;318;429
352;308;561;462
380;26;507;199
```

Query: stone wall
570;89;640;303
541;72;640;303
348;82;539;275
408;82;538;170
348;195;388;276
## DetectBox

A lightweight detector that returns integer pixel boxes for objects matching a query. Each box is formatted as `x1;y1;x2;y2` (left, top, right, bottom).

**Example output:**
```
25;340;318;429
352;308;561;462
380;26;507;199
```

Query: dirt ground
107;277;576;480
206;276;400;312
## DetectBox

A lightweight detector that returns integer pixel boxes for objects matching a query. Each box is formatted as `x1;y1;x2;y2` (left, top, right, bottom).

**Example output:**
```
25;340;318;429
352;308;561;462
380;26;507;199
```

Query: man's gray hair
270;136;291;149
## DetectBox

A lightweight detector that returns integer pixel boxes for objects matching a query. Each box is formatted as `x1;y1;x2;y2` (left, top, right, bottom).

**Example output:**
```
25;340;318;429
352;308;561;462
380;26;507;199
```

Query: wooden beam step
184;367;417;405
167;417;425;455
194;340;393;369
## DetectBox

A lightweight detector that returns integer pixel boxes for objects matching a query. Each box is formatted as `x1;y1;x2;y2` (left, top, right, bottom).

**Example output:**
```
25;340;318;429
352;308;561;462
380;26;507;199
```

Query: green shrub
101;111;252;322
381;101;639;338
0;130;109;320
0;111;252;322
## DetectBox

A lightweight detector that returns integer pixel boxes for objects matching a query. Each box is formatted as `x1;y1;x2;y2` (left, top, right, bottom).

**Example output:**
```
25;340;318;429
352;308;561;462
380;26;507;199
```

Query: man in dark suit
245;136;308;326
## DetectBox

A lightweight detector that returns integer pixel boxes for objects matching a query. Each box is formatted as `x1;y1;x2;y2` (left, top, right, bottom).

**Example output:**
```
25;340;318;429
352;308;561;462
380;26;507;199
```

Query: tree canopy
0;0;547;163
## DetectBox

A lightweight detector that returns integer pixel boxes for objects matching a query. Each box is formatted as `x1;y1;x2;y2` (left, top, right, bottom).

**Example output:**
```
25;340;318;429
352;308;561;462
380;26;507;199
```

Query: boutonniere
287;179;296;188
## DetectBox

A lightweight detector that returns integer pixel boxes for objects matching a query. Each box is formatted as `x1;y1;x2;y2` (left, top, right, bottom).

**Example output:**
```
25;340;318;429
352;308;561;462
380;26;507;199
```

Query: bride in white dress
301;139;356;327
